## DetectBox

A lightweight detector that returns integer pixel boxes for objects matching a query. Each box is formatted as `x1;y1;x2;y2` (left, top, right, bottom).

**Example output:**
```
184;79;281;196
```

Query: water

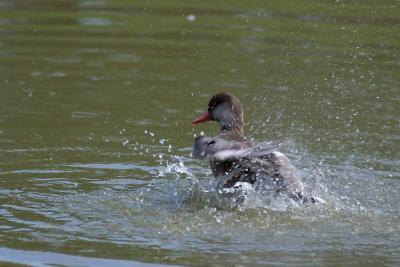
0;0;399;266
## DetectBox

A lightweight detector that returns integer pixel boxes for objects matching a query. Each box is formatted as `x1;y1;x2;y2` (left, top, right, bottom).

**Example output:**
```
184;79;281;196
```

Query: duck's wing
212;141;278;161
249;141;278;158
268;151;304;198
212;149;250;161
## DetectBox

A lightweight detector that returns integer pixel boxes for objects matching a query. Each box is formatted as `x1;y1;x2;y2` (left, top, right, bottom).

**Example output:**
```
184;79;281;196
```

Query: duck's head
192;93;244;135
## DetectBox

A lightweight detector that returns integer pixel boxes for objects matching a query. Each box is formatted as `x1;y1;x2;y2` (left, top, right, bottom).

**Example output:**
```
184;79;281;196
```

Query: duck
192;92;309;201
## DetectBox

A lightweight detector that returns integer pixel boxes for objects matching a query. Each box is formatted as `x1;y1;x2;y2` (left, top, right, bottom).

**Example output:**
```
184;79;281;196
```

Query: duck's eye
207;140;216;147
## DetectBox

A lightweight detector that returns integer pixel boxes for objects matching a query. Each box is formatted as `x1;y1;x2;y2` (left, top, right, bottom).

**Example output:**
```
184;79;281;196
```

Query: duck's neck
221;124;243;134
220;119;245;140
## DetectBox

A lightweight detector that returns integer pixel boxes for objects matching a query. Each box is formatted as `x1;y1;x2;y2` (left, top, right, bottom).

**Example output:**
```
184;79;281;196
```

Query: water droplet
122;140;129;146
187;14;196;22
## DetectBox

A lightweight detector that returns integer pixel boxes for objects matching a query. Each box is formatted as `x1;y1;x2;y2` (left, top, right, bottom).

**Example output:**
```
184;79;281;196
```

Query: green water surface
0;0;399;266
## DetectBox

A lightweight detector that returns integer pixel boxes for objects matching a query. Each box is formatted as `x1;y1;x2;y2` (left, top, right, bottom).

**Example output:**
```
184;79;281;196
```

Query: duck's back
221;150;304;199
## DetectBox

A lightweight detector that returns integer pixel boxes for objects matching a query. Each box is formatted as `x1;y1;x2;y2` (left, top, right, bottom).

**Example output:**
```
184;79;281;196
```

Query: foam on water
161;142;399;237
1;135;398;266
